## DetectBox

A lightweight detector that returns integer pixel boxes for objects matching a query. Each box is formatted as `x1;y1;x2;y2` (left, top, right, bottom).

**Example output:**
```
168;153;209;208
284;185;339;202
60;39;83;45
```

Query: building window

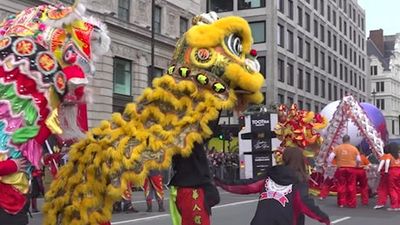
278;24;285;47
278;93;285;104
278;59;285;82
333;10;337;26
327;5;331;21
208;0;233;12
250;21;266;43
305;41;311;62
61;0;74;3
306;102;311;110
319;0;324;15
333;35;337;51
287;63;294;86
321;79;325;98
327;30;331;47
376;99;385;110
306;72;311;92
278;0;284;13
314;19;318;38
238;0;266;9
113;57;132;95
314;47;319;67
328;83;332;100
339;63;343;80
298;100;304;109
376;81;384;92
287;96;294;106
148;67;164;86
288;0;294;19
287;30;294;52
320;51;325;70
334;85;337;100
392;120;395;135
305;12;311;32
314;104;319;113
118;0;130;21
298;6;303;26
314;75;319;95
298;36;303;58
362;78;365;92
257;56;266;78
328;55;332;73
370;65;378;75
314;0;318;11
179;17;188;37
333;59;337;77
298;68;303;89
154;6;162;34
320;24;325;42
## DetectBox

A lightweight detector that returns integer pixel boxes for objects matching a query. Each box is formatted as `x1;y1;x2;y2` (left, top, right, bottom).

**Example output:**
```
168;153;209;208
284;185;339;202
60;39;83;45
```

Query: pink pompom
38;23;46;31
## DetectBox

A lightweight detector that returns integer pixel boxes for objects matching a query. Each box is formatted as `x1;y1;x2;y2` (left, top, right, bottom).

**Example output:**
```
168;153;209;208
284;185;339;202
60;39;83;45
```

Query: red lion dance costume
0;1;110;224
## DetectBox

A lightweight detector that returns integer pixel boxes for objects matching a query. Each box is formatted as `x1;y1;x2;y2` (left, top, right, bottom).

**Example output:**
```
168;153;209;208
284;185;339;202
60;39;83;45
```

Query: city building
202;0;369;113
0;0;201;128
368;29;400;139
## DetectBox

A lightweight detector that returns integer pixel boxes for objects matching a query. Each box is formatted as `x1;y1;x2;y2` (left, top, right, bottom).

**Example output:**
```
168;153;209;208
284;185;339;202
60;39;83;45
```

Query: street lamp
371;89;376;106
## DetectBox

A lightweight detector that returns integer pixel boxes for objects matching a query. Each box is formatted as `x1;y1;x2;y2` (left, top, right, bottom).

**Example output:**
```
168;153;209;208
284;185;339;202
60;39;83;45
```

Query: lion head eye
225;34;243;57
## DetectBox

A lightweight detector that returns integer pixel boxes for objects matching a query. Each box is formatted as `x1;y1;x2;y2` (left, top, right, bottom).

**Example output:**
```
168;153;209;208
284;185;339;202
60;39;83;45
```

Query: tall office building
368;29;400;139
0;0;201;127
203;0;369;112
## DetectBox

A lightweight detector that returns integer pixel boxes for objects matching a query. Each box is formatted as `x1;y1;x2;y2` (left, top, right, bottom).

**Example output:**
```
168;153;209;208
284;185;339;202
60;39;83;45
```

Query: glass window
278;0;284;13
148;67;164;86
287;30;294;52
298;7;303;26
257;56;266;78
287;63;294;86
154;6;162;34
298;68;303;89
306;102;311;110
208;0;233;12
288;0;294;19
320;24;325;42
370;65;378;75
287;96;294;106
305;12;311;32
328;83;332;100
278;93;285;104
334;85;337;100
113;57;132;95
321;79;325;98
238;0;266;9
305;41;311;62
179;17;188;37
278;59;285;82
118;0;130;21
314;75;319;95
306;72;311;92
277;24;284;47
250;21;266;43
320;51;325;70
314;47;319;67
298;100;304;109
314;19;318;38
298;36;303;58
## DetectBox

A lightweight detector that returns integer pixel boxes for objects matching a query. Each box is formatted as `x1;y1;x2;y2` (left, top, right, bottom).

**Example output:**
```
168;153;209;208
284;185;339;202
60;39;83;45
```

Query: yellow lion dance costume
43;12;265;225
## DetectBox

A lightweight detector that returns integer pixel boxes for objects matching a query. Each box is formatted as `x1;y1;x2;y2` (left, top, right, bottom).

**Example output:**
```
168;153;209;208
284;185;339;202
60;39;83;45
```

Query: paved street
30;190;400;225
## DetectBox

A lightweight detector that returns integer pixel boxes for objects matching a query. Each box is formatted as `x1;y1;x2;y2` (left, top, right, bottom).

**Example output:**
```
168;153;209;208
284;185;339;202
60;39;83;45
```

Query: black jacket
216;165;330;225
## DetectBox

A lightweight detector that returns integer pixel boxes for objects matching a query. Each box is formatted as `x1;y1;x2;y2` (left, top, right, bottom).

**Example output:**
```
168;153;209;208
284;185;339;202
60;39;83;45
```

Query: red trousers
388;168;400;208
176;187;210;225
144;175;164;202
355;168;369;205
335;167;357;207
376;172;389;206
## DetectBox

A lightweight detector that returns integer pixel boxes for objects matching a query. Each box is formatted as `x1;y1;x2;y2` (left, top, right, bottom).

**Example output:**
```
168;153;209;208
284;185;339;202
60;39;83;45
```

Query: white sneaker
373;205;384;209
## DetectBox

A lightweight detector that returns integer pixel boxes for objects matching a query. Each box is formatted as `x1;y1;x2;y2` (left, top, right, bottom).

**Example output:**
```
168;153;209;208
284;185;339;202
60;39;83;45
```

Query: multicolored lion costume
43;12;265;225
0;1;109;220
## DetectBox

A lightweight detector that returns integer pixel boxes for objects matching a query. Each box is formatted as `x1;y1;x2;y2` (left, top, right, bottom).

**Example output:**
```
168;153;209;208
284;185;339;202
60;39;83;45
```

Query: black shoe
125;206;139;213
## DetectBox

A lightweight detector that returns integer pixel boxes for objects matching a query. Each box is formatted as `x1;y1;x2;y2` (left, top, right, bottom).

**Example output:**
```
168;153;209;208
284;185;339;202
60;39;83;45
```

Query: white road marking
111;198;258;224
332;216;351;224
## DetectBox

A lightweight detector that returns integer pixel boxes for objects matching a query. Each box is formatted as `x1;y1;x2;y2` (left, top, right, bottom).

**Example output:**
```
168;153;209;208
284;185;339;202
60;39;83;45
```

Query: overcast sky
358;0;400;35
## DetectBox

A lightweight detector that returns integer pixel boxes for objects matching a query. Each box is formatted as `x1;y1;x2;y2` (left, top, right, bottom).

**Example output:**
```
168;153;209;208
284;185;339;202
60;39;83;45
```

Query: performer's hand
12;158;29;172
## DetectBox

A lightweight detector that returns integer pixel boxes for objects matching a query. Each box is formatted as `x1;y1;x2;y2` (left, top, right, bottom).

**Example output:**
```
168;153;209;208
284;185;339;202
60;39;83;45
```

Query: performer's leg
335;168;347;207
358;169;369;205
375;172;389;208
176;187;210;225
144;178;153;212
319;177;332;199
346;168;357;208
151;175;165;212
388;168;400;209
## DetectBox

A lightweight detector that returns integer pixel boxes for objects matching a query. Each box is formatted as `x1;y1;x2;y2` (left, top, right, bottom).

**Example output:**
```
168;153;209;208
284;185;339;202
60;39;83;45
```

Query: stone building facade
202;0;369;112
368;29;400;139
0;0;200;128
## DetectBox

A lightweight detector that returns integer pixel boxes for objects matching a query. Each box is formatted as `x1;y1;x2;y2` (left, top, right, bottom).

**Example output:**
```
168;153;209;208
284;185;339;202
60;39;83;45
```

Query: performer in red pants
386;143;400;211
327;135;360;208
355;154;370;205
144;170;165;212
